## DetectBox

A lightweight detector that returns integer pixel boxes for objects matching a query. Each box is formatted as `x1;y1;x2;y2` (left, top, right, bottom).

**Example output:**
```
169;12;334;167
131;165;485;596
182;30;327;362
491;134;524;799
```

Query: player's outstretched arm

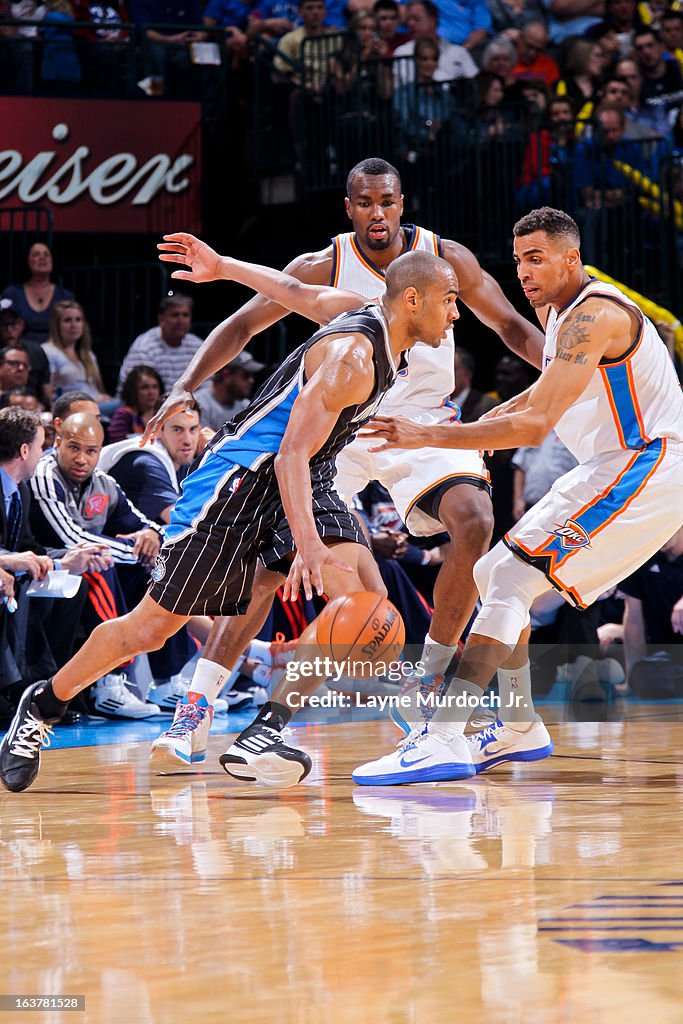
364;297;617;453
274;335;375;601
159;233;361;325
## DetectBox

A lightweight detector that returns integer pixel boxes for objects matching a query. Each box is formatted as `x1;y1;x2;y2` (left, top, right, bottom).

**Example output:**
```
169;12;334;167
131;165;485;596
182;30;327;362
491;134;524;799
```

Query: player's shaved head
60;412;105;444
384;250;457;298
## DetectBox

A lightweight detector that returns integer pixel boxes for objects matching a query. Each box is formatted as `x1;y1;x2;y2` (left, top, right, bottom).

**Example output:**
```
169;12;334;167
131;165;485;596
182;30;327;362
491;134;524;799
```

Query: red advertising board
0;97;202;233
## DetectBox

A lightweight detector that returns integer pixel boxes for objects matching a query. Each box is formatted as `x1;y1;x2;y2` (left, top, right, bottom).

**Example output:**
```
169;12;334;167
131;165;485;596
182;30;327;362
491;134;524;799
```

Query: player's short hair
0;407;41;462
52;391;99;420
346;158;401;196
513;207;580;248
384;250;456;298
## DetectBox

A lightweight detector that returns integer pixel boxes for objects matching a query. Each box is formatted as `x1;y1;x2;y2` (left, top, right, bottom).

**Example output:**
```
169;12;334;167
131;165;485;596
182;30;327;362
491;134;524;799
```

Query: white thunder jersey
544;278;683;462
331;225;489;536
331;225;454;413
503;276;683;608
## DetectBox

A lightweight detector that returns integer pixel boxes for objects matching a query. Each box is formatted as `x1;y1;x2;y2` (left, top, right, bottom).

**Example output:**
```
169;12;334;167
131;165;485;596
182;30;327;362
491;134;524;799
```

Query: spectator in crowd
475;70;512;137
116;295;206;396
452;345;497;422
0;408;111;723
633;26;683;106
585;20;621;74
660;11;683;73
554;38;606;116
673;102;683;151
614;55;666;133
487;0;547;38
512;430;578;520
432;0;491;49
202;0;250;66
329;9;393;100
393;37;458;148
6;388;40;412
272;0;335;88
545;0;605;45
393;0;479;84
30;412;164;718
98;405;219;711
0;300;51;407
373;0;405;53
43;301;113;409
605;0;639;50
510;19;560;87
107;365;163;442
600;73;656;136
618;525;683;697
517;94;576;208
128;0;207;97
480;33;517;82
0;347;37;408
575;101;651;208
1;242;74;345
197;349;264;431
73;0;132;95
0;0;40;92
40;0;82;87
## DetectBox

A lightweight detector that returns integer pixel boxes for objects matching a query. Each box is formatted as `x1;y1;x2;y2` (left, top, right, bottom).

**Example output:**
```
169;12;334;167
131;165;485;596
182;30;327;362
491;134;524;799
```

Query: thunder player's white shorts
335;406;491;536
504;438;683;608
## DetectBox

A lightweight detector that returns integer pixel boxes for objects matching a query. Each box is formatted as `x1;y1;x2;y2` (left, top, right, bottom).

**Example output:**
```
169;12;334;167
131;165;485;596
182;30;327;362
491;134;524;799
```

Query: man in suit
0;407;111;720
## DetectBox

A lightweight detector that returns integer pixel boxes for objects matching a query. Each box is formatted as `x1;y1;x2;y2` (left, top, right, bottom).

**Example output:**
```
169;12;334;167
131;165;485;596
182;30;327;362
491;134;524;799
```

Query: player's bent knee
473;544;500;601
472;549;550;648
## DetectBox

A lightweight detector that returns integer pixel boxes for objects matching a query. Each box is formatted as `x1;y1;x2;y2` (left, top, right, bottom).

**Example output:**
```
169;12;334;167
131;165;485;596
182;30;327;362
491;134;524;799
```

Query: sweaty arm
274;334;376;599
364;296;623;452
443;239;545;369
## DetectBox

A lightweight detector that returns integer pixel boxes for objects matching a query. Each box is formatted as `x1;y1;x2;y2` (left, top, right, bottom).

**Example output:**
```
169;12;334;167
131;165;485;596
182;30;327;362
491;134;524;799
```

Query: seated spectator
584;20;621;74
517;94;576;208
393;0;478;85
393;37;458;149
1;0;41;93
614;55;667;134
575;101;653;209
273;0;336;88
475;71;514;138
329;8;393;110
452;345;497;422
43;301;113;409
480;33;517;82
198;350;264;431
0;346;38;408
605;0;639;54
511;19;560;87
107;364;163;442
373;0;405;54
0;408;111;723
619;525;683;697
116;294;206;396
634;26;683;109
600;73;657;137
73;0;132;95
487;0;547;38
99;406;216;711
30;411;165;718
0;299;51;406
39;0;82;87
6;388;39;412
1;241;74;345
431;0;491;49
554;38;606;120
660;10;683;74
545;0;604;46
128;0;206;97
202;0;251;66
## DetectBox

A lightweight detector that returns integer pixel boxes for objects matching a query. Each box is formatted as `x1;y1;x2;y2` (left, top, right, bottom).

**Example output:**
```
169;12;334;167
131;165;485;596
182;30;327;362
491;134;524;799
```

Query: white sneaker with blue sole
352;726;475;786
466;715;554;774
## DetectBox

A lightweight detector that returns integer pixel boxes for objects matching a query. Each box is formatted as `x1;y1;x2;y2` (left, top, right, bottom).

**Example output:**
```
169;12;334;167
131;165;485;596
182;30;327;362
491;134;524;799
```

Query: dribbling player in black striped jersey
0;245;459;793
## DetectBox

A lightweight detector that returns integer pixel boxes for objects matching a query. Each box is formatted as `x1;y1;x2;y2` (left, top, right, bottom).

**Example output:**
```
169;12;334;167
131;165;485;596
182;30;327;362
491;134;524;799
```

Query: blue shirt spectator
128;0;202;32
434;0;490;46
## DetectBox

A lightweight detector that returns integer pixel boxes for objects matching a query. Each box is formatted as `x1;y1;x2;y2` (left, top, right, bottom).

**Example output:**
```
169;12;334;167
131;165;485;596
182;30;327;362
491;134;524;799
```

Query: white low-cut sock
430;678;486;739
420;632;459;677
187;658;231;705
497;662;535;728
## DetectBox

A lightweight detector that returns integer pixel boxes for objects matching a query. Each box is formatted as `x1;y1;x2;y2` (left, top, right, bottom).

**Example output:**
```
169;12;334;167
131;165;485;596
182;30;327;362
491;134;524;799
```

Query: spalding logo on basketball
316;591;406;678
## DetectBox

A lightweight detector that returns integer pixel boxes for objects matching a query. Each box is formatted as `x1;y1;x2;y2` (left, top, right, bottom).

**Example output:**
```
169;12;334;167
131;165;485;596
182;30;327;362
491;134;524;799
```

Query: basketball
316;591;405;675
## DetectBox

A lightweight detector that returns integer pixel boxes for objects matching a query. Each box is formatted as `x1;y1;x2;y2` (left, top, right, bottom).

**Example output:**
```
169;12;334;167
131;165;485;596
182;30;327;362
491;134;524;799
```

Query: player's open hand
359;415;427;452
141;386;196;446
283;543;353;602
158;232;223;284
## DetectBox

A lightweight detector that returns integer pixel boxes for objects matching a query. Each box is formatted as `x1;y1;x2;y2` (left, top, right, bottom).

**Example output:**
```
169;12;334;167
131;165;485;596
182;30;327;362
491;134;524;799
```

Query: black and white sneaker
219;723;312;788
0;683;62;793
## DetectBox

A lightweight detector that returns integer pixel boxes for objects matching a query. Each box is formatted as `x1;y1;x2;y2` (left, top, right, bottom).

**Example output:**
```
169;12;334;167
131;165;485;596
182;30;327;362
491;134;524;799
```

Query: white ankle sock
420;632;459;677
187;658;231;705
497;662;534;728
430;678;485;738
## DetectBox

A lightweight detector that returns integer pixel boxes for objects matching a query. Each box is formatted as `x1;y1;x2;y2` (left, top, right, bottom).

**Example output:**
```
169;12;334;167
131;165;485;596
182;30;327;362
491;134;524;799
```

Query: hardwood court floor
2;708;683;1024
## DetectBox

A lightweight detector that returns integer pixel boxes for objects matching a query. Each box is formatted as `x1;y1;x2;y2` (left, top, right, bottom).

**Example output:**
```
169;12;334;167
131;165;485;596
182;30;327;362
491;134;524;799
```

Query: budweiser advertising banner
0;97;202;233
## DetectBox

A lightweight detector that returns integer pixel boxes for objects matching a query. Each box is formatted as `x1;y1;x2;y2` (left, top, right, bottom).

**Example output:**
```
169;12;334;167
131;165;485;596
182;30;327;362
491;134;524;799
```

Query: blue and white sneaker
149;698;214;772
352;725;475;786
466;715;554;774
389;672;447;736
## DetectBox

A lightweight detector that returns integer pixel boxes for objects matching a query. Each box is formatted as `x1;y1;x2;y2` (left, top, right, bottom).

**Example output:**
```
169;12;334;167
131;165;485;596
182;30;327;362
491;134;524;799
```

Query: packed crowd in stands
0;223;680;730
